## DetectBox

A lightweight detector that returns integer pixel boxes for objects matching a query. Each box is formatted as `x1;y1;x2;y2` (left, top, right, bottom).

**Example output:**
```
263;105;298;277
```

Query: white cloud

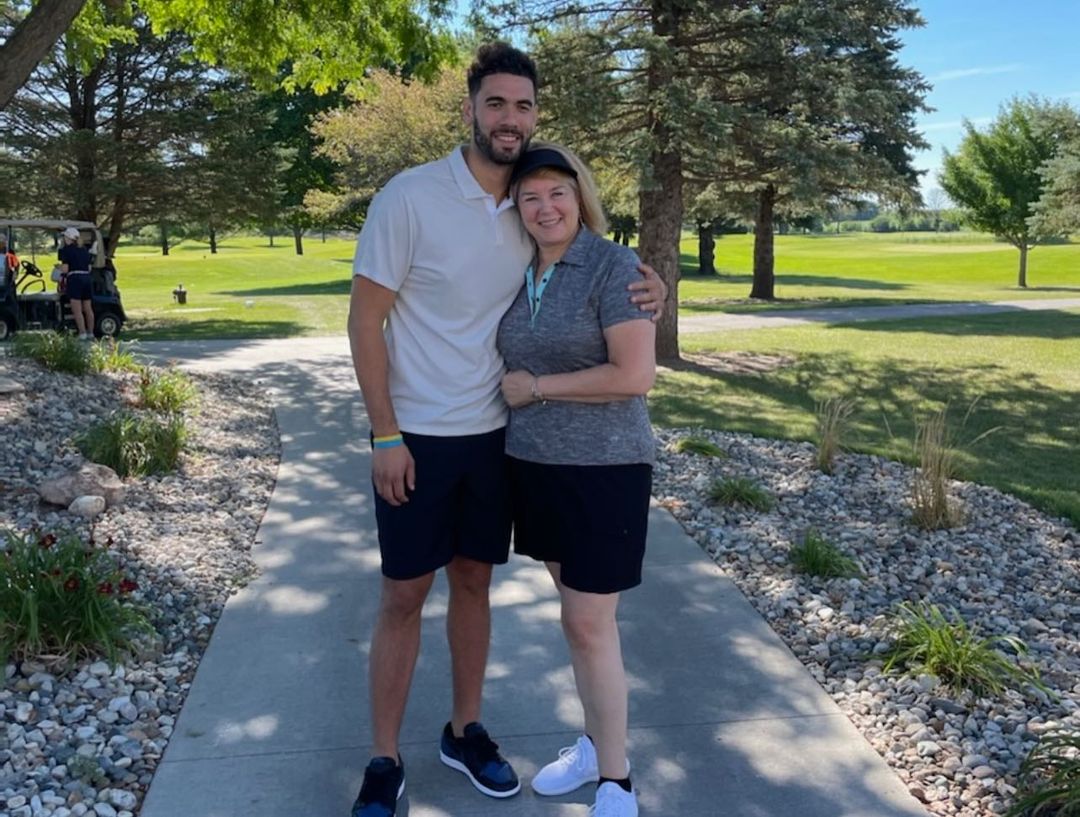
930;64;1023;82
920;116;992;133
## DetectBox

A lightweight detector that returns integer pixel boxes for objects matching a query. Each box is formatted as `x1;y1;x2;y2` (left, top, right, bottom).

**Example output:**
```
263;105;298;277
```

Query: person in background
1;236;18;286
496;143;656;817
58;227;94;339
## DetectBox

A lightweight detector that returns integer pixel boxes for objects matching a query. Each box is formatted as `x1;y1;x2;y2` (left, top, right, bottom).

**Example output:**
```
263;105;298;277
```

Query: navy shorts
509;457;651;594
374;428;512;581
66;272;92;300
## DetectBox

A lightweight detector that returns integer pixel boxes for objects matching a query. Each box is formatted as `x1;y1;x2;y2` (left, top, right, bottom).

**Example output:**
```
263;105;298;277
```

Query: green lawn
679;231;1080;311
652;308;1080;526
109;235;356;339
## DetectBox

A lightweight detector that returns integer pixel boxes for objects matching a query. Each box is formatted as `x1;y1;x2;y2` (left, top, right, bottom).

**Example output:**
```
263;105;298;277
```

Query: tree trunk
697;220;715;276
160;223;169;256
268;232;275;247
638;0;684;362
613;229;622;244
0;0;88;112
622;233;629;246
293;224;304;255
1018;244;1028;288
209;224;218;254
750;185;777;300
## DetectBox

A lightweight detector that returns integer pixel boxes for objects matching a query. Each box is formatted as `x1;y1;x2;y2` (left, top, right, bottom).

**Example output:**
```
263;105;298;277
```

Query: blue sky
901;0;1080;196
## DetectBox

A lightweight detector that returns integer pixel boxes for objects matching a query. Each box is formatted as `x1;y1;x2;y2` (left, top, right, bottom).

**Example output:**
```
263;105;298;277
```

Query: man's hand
629;262;668;323
372;444;416;506
501;370;536;408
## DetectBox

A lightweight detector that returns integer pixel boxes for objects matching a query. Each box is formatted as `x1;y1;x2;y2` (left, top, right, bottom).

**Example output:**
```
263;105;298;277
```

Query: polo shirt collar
557;227;597;268
449;146;512;205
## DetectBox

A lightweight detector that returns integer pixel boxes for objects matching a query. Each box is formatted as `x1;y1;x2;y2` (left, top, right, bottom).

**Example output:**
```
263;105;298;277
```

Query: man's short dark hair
467;42;538;97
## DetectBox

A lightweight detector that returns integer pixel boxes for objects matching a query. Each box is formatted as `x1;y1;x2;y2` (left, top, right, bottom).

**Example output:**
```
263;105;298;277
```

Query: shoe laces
555;739;589;771
357;760;399;805
588;785;634;817
463;728;503;764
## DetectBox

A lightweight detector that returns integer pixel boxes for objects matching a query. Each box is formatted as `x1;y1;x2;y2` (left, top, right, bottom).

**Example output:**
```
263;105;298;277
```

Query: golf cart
0;219;126;340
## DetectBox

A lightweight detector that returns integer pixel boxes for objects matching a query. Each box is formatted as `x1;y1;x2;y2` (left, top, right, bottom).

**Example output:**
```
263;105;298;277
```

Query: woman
496;143;655;817
58;227;95;339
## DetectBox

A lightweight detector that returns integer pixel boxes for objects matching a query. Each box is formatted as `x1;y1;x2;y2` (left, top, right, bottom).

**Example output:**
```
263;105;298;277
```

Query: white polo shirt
353;147;532;436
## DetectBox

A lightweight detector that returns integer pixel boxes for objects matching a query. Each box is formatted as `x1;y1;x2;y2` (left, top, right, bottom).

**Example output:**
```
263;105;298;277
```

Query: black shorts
509;457;651;594
66;273;92;300
374;429;512;581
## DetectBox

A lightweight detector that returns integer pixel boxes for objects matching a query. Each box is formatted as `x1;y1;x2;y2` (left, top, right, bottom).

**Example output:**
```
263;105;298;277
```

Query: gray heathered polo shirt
496;228;656;467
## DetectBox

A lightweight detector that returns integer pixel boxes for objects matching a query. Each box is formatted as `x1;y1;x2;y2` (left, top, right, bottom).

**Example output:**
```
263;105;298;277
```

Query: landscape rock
39;464;126;507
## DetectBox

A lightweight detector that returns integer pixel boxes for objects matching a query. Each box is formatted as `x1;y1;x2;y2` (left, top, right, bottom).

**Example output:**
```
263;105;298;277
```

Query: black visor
510;148;578;186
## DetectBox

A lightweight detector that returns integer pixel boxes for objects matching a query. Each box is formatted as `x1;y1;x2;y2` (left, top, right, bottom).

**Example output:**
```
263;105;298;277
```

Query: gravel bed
0;356;279;817
654;428;1080;817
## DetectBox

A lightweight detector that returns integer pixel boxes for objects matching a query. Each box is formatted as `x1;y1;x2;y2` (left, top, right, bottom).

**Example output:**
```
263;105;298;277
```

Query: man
1;236;18;286
347;42;664;817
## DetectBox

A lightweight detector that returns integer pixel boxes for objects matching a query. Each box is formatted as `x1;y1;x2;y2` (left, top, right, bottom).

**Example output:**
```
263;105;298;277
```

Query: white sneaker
532;735;631;796
589;781;638;817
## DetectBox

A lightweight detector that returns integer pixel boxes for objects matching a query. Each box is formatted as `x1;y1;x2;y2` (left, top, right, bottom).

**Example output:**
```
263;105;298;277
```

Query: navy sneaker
439;721;521;798
351;756;405;817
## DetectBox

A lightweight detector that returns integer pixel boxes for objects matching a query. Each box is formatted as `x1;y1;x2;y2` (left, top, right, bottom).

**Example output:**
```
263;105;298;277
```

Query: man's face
466;73;537;165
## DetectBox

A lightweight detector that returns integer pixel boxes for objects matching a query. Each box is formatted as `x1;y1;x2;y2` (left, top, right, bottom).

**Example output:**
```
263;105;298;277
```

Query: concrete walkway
680;296;1080;333
136;338;927;817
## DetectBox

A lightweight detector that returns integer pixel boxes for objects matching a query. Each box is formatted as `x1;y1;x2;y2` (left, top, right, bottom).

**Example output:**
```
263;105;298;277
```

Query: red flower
118;579;138;594
38;533;57;549
97;581;114;595
64;576;80;592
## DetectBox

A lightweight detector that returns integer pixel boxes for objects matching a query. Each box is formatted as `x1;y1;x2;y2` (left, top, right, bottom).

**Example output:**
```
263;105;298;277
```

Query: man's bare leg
369;572;435;759
445;555;493;735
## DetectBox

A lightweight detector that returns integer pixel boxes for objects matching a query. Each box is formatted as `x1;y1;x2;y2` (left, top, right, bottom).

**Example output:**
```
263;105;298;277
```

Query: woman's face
517;172;580;252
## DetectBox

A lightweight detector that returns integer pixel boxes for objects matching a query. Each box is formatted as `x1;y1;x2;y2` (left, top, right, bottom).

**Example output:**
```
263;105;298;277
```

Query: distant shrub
708;477;774;511
139;367;197;413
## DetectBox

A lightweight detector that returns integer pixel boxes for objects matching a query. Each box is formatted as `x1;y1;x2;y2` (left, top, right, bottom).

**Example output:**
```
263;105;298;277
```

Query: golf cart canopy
0;219;107;269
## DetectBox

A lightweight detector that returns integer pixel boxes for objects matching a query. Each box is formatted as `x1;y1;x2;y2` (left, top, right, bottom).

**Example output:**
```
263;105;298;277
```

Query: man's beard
473;121;531;165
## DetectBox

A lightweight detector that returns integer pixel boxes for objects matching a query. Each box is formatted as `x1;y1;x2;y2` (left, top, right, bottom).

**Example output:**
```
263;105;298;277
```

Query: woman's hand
501;370;537;408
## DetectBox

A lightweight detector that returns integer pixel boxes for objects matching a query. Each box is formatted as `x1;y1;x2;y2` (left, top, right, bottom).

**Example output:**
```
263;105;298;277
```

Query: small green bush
11;331;91;375
815;397;854;474
789;529;861;578
0;529;152;666
90;338;143;374
708;477;774;511
139;367;197;413
1009;730;1080;817
882;601;1046;699
77;412;187;477
674;436;727;458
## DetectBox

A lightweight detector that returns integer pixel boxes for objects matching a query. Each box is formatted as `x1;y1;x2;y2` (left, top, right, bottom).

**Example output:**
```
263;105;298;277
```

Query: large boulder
38;464;125;507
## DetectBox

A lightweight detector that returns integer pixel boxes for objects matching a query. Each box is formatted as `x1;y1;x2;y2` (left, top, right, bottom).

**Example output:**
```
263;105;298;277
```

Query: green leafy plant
138;367;197;413
0;529;152;666
90;338;143;374
1008;730;1080;817
815;396;854;474
674;436;727;458
789;529;861;578
77;412;187;477
10;331;92;375
708;477;774;511
882;601;1047;699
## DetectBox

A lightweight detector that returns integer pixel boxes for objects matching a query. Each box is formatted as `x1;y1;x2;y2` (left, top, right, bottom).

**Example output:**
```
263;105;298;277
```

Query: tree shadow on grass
654;351;1080;526
844;309;1080;339
678;266;911;292
217;279;352;297
126;318;307;341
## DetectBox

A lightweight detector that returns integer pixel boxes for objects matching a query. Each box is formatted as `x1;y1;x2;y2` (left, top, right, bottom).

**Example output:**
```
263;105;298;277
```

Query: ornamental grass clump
815;396;854;474
0;529;151;666
882;601;1047;699
674;436;727;458
138;367;198;413
789;529;861;579
89;338;143;374
1009;730;1080;817
708;477;774;511
77;411;187;477
11;331;92;375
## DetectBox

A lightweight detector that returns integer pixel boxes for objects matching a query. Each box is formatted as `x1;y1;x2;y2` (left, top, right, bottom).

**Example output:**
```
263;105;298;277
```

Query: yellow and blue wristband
372;433;404;450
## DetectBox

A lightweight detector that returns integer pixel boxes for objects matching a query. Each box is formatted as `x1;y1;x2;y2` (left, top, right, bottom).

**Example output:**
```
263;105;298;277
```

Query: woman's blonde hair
511;142;609;235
